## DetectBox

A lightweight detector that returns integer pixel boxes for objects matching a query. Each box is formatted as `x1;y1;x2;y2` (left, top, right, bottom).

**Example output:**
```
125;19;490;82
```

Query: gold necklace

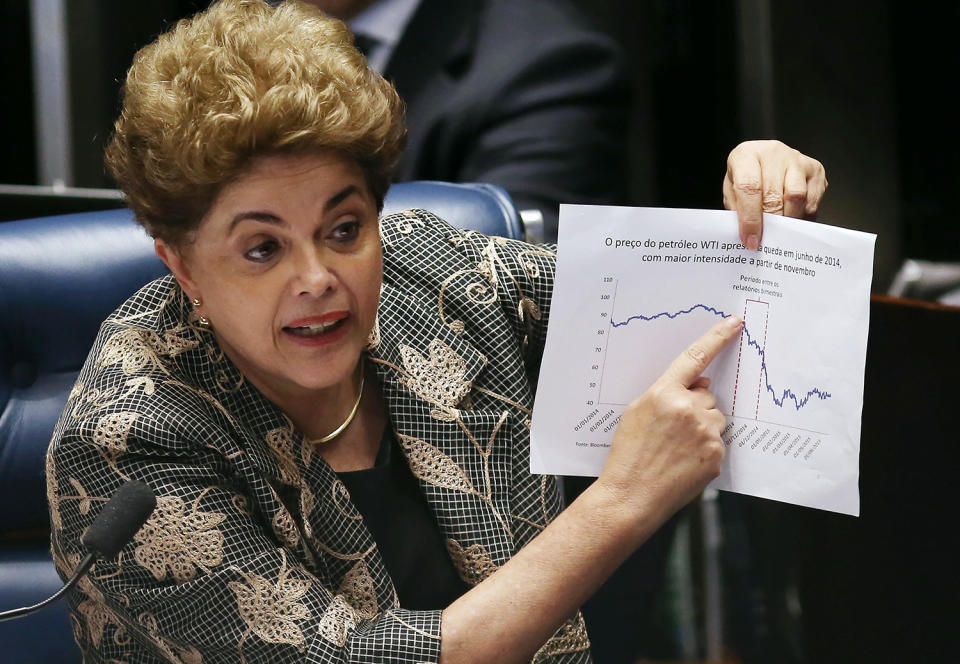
309;363;365;445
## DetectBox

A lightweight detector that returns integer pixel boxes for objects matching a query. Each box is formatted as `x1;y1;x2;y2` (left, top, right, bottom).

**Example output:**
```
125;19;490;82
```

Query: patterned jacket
47;209;592;663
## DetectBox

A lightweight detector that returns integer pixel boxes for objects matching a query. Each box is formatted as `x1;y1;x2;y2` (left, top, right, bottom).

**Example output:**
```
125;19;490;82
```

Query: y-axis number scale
593;277;618;405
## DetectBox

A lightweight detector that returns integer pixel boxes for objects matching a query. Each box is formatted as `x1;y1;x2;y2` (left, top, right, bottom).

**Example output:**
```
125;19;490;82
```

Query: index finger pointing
727;151;764;250
664;315;743;386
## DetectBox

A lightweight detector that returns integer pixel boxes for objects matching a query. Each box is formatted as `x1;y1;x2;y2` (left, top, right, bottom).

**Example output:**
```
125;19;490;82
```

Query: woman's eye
244;240;279;263
331;220;361;244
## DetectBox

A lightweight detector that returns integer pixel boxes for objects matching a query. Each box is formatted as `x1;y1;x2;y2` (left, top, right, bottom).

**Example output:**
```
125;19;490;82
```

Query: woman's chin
278;345;365;395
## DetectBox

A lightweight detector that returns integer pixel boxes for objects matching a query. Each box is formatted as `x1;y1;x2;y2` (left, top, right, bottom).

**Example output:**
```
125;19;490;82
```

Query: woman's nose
295;251;337;296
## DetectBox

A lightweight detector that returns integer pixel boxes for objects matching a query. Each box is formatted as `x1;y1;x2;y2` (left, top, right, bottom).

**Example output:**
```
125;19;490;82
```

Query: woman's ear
154;239;198;298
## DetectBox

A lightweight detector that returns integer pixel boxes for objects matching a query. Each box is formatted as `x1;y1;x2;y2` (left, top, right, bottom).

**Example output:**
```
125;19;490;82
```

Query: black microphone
0;480;157;622
81;480;157;559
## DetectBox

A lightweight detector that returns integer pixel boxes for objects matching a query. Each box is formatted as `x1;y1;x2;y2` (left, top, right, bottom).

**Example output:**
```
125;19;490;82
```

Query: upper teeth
294;321;338;332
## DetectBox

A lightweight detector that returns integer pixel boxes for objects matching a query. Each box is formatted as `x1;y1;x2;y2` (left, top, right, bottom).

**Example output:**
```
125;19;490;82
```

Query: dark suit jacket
47;209;591;663
386;0;628;240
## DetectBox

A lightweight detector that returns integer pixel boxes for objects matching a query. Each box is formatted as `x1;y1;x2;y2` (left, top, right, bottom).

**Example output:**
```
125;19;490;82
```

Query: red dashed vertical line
730;300;749;416
754;304;770;419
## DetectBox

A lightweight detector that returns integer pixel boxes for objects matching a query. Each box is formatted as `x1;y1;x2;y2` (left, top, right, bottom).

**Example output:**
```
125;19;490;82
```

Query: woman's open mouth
282;313;350;346
285;319;344;337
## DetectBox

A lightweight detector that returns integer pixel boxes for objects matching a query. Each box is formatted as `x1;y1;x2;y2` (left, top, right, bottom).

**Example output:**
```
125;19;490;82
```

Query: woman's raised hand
723;140;828;250
597;315;744;531
440;320;743;664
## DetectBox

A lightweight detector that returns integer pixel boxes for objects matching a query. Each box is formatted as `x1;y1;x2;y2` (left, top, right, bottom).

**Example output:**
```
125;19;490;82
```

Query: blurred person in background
305;0;629;241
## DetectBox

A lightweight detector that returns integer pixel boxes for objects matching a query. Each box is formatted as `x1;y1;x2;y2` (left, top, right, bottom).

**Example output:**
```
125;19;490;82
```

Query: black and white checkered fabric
47;209;592;663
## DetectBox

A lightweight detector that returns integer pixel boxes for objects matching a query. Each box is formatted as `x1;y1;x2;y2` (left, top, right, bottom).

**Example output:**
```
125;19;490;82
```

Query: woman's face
157;152;382;406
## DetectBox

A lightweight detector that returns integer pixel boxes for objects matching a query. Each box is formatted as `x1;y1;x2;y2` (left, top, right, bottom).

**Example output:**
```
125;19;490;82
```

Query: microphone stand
0;551;96;622
0;478;155;622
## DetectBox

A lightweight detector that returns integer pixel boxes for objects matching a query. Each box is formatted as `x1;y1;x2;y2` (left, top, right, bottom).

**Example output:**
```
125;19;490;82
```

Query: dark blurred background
2;2;957;662
3;1;959;290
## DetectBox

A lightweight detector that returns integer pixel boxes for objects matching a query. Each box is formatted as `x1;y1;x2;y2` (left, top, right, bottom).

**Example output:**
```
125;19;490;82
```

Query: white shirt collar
348;0;421;73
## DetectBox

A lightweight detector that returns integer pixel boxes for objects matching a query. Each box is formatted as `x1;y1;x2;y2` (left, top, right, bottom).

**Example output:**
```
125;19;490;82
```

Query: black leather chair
0;181;523;662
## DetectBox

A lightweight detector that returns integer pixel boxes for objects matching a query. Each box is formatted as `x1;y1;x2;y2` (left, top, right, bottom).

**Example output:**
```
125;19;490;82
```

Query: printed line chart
592;276;837;438
600;296;831;423
530;205;874;515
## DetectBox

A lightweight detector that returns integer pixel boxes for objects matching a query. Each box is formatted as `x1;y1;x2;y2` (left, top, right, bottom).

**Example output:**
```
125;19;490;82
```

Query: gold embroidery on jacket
231;494;251;515
213;365;245;394
67;478;94;516
133;493;226;582
97;328;172;376
518;247;555;275
446;232;554;351
392;209;427;235
55;552;126;650
139;612;203;664
265;427;301;485
397;339;473;413
311;540;376;562
512;476;558;533
161;327;200;358
317;595;358;647
229;550;313;654
445;539;498;586
299;484;316;526
365;312;382;350
45;452;63;531
68;381;85;402
397;434;475;493
271;508;301;548
332;480;363;521
518;295;542;320
435;266;496;335
68;379;153;422
398;432;512;539
79;592;119;648
532;613;591;662
93;411;140;457
337;559;379;620
96;328;158;375
47;468;109;533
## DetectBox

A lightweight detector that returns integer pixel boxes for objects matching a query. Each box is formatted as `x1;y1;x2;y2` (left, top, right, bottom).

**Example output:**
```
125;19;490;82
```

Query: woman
46;1;826;662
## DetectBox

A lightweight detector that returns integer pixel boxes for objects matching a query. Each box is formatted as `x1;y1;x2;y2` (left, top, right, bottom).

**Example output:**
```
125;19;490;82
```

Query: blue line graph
611;304;831;410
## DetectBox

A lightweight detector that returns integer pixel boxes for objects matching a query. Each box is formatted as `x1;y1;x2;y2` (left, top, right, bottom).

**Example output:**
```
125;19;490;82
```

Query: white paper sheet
530;206;876;516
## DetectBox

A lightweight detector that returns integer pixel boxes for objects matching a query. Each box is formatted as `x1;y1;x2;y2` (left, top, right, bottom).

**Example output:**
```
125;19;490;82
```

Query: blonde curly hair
105;0;405;245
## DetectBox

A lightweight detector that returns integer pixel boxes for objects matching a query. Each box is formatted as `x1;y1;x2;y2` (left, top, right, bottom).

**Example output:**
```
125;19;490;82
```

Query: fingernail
745;234;759;250
724;315;742;329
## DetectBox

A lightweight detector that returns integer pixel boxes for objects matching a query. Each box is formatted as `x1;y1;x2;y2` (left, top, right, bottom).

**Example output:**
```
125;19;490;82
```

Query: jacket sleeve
401;217;591;663
47;337;443;663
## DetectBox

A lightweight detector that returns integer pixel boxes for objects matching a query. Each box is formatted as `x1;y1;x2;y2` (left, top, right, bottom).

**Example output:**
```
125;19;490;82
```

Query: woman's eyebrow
324;184;360;211
228;211;283;234
227;185;362;234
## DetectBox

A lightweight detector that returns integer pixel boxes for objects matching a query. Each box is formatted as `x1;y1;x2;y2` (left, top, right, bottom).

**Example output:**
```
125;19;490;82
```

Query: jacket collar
384;0;479;98
366;210;516;568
